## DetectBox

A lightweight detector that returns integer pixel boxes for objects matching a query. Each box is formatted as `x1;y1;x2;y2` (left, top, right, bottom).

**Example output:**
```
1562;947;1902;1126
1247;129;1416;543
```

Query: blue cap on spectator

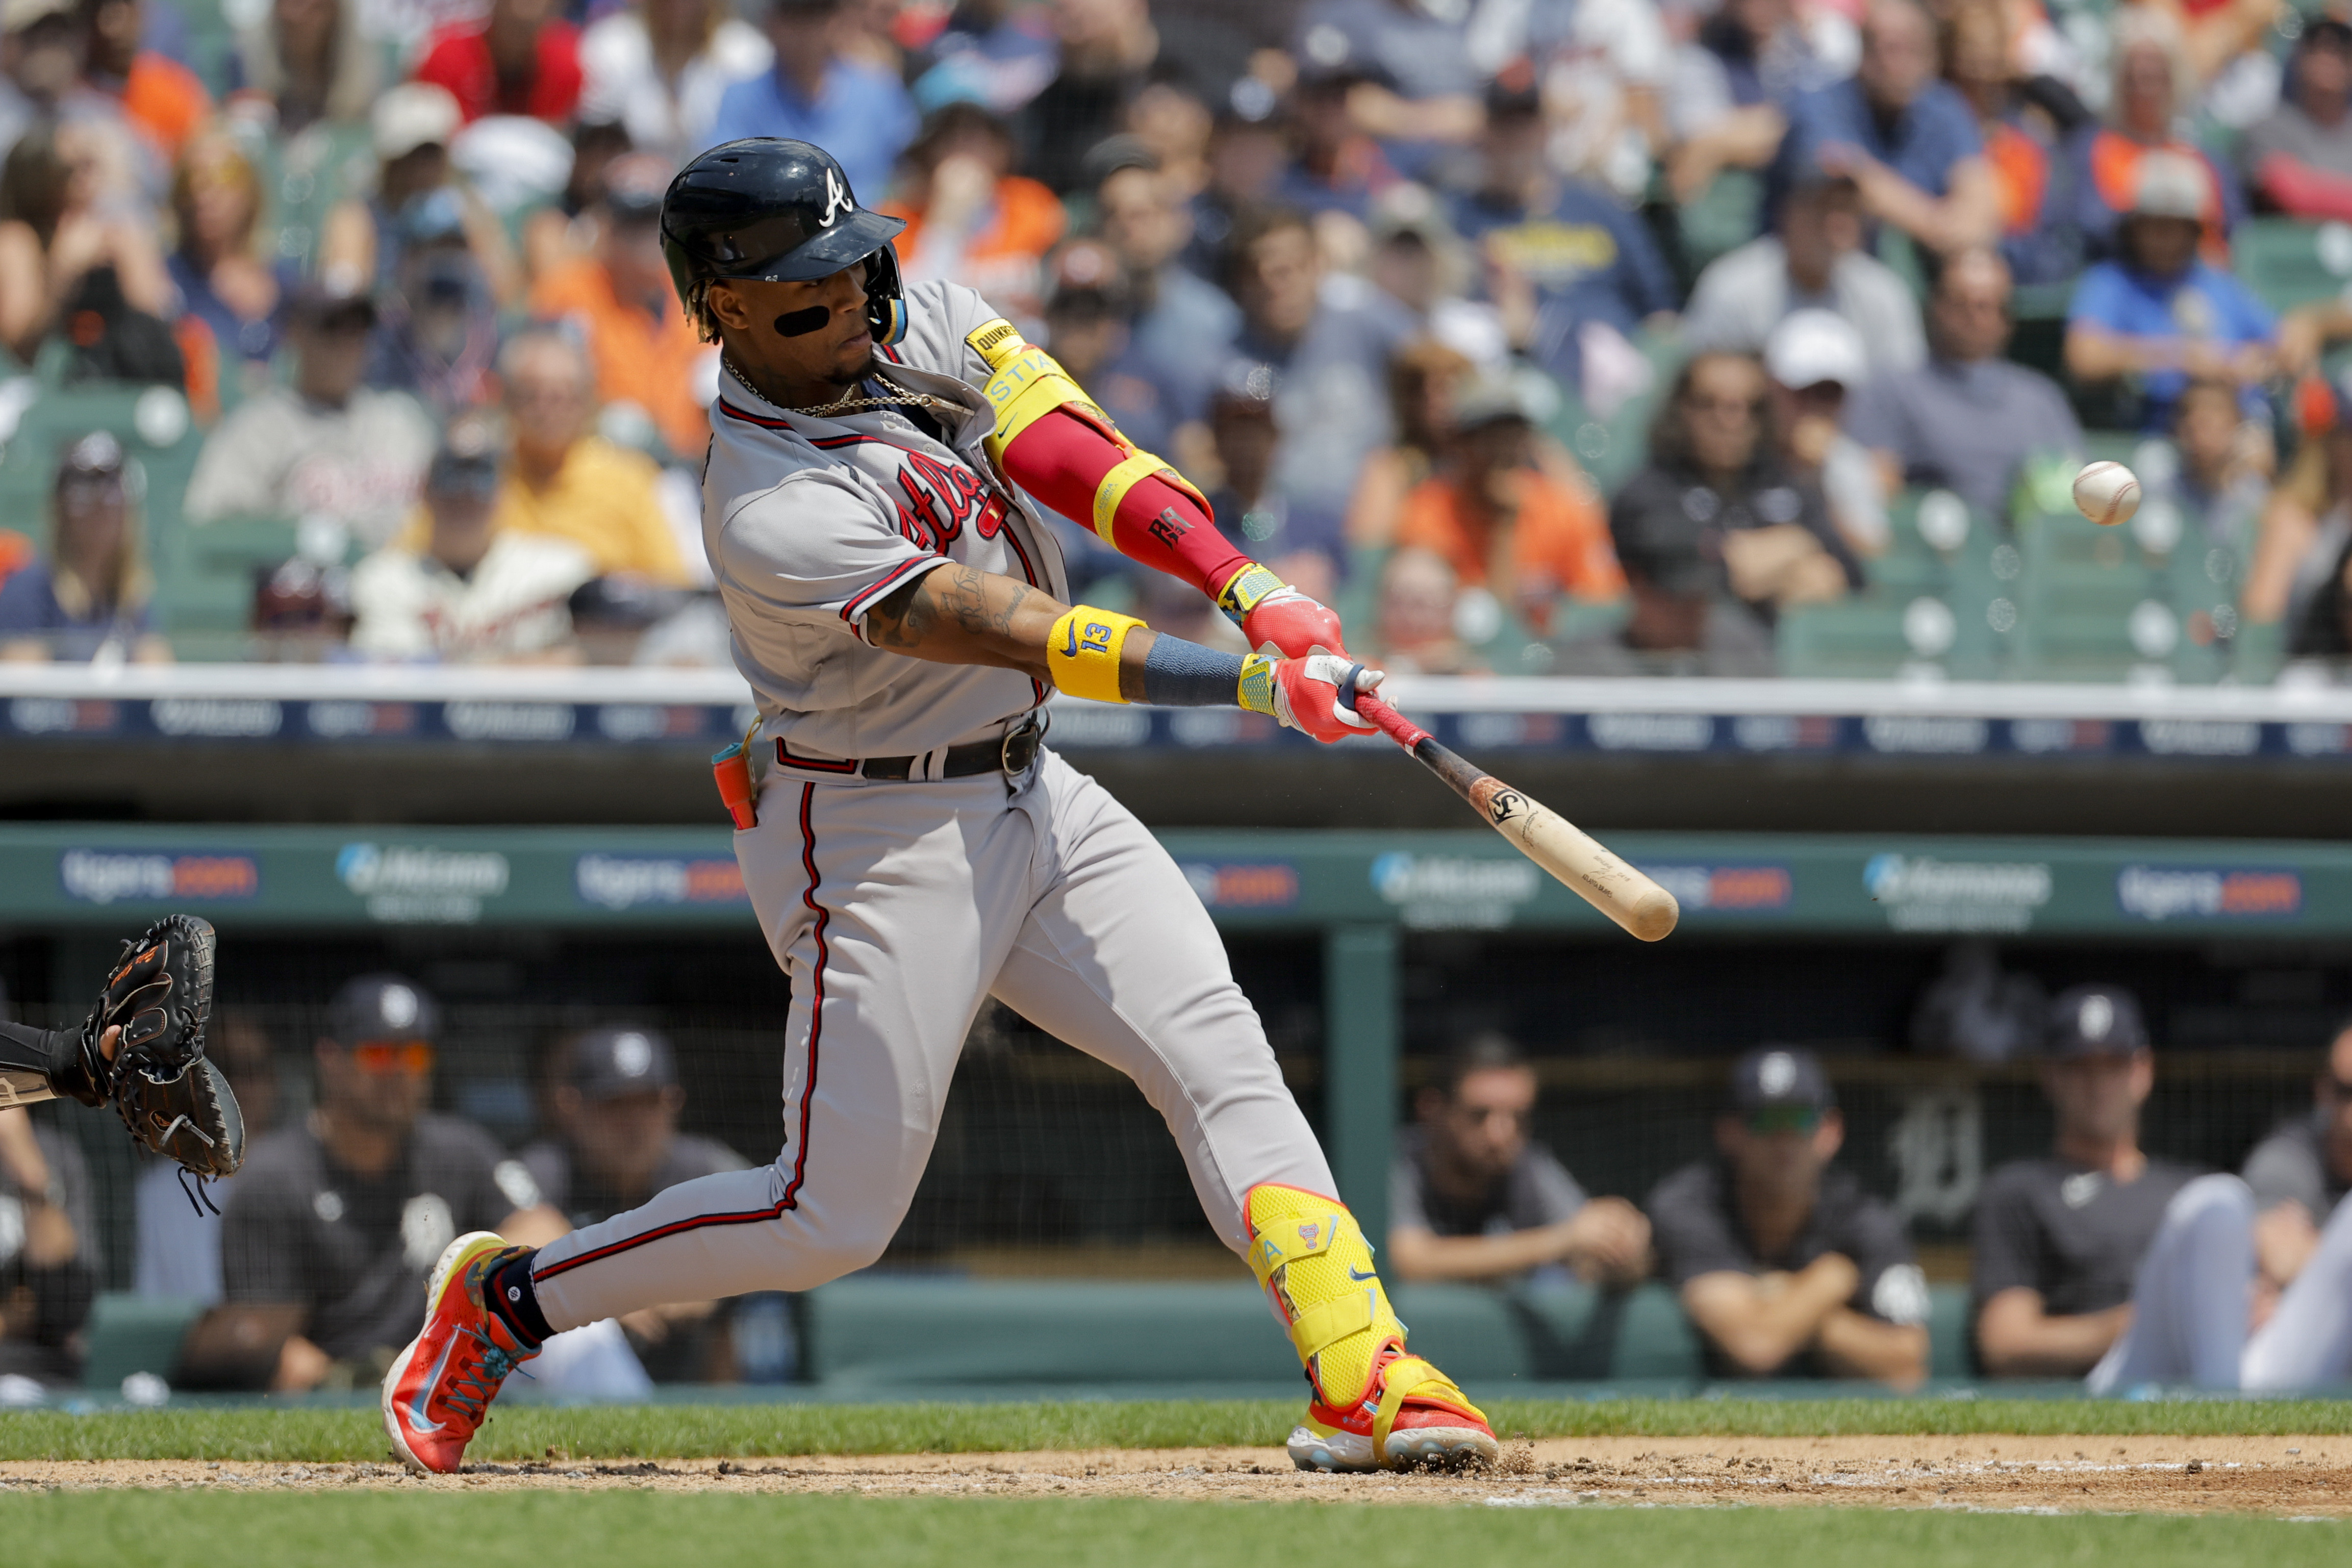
327;974;441;1045
2044;984;2149;1058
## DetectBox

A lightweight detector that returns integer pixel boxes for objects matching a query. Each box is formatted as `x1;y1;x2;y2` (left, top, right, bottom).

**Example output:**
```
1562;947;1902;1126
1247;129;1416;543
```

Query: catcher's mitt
79;914;244;1199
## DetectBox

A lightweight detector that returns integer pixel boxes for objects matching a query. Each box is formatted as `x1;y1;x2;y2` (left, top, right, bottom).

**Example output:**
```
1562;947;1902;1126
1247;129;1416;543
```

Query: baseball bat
1350;690;1679;943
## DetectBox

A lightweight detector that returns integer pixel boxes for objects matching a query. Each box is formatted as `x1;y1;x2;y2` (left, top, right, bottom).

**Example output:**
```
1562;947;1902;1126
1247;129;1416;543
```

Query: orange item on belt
1394;469;1627;631
1984;121;2048;238
531;257;715;461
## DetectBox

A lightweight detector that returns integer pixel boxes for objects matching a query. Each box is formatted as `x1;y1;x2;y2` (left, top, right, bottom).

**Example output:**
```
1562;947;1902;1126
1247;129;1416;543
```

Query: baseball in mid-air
2073;461;2141;528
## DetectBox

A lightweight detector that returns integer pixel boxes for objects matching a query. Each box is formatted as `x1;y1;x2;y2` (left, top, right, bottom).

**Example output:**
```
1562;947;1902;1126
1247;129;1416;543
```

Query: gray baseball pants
2088;1172;2352;1392
527;749;1334;1332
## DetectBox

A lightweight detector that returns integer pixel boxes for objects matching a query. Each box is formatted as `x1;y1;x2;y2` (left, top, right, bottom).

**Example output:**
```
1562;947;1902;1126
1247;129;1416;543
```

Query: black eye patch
774;306;830;337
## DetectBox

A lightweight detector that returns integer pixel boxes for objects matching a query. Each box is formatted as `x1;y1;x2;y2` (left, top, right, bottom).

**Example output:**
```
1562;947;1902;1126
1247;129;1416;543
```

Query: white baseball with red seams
2072;461;2141;528
520;279;1341;1331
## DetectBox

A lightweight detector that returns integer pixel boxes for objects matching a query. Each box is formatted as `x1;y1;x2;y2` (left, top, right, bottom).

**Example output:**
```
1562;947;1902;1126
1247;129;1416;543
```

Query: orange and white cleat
1243;1182;1499;1473
381;1231;539;1474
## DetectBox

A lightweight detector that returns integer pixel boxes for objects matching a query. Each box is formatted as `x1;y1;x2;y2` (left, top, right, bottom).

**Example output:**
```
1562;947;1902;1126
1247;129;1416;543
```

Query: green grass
0;1492;2343;1568
6;1397;2352;1464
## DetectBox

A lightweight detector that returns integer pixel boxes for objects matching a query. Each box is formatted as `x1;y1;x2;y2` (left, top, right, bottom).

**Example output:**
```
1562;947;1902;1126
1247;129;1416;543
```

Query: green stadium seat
797;1277;1975;1391
1676;171;1763;282
80;1293;210;1391
1779;490;2010;678
2234;216;2352;313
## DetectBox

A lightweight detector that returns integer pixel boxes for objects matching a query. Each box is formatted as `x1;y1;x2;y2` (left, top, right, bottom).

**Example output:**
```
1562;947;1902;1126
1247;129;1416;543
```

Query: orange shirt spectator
414;0;583;123
532;257;712;459
1395;384;1625;636
882;102;1065;327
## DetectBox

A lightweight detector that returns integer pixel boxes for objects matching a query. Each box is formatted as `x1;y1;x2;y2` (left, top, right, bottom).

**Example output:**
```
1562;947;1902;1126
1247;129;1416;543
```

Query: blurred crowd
2;0;2352;670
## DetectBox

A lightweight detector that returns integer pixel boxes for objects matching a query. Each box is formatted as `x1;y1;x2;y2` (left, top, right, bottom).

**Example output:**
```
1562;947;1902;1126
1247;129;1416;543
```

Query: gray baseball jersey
705;280;1069;766
522;282;1341;1343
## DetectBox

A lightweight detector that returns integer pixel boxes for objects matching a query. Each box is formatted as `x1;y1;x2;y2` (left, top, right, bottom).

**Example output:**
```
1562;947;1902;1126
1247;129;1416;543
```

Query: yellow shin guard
1242;1183;1407;1411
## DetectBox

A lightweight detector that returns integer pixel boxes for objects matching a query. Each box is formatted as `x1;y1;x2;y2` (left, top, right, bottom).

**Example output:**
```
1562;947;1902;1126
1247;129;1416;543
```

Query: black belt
778;713;1047;781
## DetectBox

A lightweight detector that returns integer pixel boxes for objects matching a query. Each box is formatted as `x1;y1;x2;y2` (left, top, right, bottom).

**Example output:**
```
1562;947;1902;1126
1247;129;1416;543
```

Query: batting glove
1242;584;1352;662
1270;654;1382;745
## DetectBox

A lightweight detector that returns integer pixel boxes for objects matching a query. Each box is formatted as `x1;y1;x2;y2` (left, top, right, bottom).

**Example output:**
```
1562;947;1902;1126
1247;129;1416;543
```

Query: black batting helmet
660;138;909;346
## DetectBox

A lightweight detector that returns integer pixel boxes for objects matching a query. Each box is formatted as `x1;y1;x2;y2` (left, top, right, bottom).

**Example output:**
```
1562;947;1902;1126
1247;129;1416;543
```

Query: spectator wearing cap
485;328;689;584
2064;150;2278;433
532;151;717;463
882;100;1065;331
2241;20;2352;221
1683;168;1925;378
518;1028;749;1381
79;0;206;161
0;432;170;663
1394;369;1625;637
1608;350;1857;667
133;1014;281;1304
1092;145;1240;424
1040;243;1172;459
708;0;916;205
166;130;294;417
577;0;771;168
1221;204;1412;530
349;418;597;662
1665;0;1852;205
1647;1048;1930;1386
230;0;377;136
413;0;583;125
1765;308;1888;558
1364;187;1508;377
0;0;101;158
1774;0;1999;257
1844;246;2080;525
365;187;504;416
2056;8;2241;271
1449;78;1676;395
219;975;570;1392
1275;58;1399;222
0;119;174;365
1972;984;2205;1380
319;82;521;308
1388;1033;1650;1287
183;280;437;548
1199;357;1346;599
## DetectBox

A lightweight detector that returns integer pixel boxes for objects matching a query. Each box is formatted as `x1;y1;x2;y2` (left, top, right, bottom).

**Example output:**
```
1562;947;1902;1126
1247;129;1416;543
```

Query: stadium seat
1779;490;2009;678
2234;216;2352;313
796;1277;1976;1392
80;1293;211;1392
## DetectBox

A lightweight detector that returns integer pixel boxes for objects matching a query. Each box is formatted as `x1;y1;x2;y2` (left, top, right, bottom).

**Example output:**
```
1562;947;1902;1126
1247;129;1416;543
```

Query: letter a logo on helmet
819;167;853;229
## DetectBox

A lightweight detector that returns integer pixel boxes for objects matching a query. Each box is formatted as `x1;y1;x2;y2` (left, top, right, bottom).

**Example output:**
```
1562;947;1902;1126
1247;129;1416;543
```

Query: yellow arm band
1046;605;1146;704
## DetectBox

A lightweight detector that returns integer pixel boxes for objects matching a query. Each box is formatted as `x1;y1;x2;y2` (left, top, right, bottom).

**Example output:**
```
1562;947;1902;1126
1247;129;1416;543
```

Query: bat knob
1336;662;1367;714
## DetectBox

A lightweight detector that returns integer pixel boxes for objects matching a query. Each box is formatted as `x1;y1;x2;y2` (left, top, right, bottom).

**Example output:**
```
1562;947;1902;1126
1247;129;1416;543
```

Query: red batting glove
1271;654;1383;744
1241;584;1352;661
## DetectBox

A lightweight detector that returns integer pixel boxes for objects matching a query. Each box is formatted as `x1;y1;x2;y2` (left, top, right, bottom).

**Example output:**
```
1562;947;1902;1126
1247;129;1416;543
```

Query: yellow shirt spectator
496;435;687;586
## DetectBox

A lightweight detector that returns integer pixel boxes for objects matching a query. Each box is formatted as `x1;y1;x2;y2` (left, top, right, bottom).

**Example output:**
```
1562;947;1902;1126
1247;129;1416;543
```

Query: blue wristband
1140;633;1249;707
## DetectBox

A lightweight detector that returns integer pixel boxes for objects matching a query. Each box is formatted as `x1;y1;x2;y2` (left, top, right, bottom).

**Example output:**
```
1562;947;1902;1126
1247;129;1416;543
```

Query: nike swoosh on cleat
404;1334;460;1437
1347;1266;1376;1281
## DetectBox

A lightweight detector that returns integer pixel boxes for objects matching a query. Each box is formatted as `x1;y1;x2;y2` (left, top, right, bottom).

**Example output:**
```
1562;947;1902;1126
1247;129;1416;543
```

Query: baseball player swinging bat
1345;691;1679;942
378;137;1500;1480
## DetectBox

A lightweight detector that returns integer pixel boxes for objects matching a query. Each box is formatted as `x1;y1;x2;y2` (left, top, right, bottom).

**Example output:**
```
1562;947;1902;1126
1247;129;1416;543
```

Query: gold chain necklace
724;355;963;420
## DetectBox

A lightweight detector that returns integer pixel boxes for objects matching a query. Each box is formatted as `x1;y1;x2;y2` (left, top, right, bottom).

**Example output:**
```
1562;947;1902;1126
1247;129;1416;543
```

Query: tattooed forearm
863;563;1065;678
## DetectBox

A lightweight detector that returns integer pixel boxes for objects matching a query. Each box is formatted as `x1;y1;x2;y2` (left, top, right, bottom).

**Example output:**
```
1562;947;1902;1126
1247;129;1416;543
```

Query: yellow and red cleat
1243;1182;1498;1472
381;1231;538;1474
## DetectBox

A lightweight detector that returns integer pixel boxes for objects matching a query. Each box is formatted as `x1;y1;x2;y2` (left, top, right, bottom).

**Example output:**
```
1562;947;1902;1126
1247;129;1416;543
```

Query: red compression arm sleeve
999;407;1253;597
